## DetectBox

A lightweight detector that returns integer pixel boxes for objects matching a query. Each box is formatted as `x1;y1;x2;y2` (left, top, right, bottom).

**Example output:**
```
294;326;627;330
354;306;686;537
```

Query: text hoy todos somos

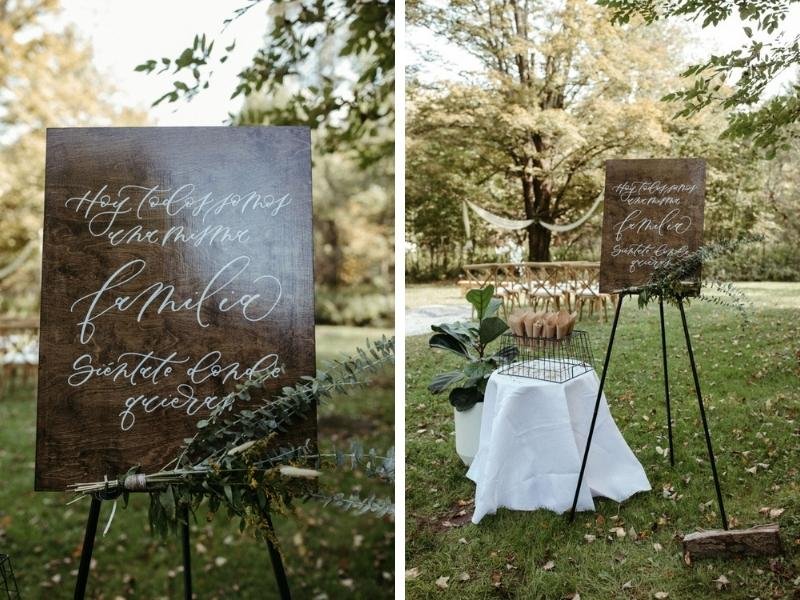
64;183;293;432
64;184;292;247
610;180;696;273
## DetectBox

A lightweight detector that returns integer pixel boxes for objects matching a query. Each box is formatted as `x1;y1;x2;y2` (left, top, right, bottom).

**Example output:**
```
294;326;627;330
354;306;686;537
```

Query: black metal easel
73;492;292;599
567;291;728;530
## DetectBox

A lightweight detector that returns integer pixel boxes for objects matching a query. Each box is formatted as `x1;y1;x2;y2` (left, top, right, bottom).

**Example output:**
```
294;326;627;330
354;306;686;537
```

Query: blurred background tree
0;0;144;313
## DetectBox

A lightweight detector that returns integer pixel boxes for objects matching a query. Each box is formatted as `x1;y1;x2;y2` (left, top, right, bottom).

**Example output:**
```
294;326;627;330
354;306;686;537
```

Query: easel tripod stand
567;290;728;531
73;488;292;599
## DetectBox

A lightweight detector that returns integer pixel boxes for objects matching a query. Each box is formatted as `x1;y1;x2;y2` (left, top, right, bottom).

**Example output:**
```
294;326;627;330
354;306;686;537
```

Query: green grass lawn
0;325;394;599
405;283;800;599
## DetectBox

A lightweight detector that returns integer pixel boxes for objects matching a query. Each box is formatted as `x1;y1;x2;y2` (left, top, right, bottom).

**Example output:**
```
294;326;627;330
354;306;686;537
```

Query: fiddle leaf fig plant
428;286;516;411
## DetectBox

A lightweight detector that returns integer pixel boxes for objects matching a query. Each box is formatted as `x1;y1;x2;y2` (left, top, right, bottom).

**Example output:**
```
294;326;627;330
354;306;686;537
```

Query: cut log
682;524;782;562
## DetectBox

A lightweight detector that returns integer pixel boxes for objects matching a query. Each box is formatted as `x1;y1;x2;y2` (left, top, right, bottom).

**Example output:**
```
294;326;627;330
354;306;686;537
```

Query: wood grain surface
599;158;705;294
36;127;316;491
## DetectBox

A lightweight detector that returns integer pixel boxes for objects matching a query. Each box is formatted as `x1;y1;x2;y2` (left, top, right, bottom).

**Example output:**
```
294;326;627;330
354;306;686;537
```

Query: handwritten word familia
64;184;293;246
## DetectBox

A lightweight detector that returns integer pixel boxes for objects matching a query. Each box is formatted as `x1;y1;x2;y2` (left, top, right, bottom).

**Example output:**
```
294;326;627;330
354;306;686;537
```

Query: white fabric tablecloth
466;365;651;523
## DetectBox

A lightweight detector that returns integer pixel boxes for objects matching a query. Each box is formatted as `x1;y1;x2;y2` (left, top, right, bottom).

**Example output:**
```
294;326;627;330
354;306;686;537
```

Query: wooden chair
572;266;615;321
524;263;568;311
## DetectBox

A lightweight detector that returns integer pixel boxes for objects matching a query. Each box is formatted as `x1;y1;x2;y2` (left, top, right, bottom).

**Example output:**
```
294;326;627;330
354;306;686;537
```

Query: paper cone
508;308;527;337
567;312;578;336
543;312;557;339
556;310;572;340
523;311;545;337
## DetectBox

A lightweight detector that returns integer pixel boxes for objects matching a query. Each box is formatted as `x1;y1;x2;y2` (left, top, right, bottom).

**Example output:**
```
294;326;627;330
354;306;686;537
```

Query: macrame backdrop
461;195;603;247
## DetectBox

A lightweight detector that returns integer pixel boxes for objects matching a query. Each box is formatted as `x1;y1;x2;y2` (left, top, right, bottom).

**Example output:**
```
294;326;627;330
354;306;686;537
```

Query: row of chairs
458;262;616;320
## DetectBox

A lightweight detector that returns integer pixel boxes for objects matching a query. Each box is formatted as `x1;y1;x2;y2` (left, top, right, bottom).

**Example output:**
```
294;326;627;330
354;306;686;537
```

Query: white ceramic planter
454;402;483;466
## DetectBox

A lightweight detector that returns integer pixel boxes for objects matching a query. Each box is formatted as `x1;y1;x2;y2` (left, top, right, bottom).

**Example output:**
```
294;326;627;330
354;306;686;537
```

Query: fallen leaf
491;570;502;587
769;508;785;519
654;593;669;599
458;537;468;544
714;574;730;590
457;572;470;582
622;580;632;590
542;560;555;571
435;575;449;590
584;534;596;543
653;543;663;552
405;567;420;581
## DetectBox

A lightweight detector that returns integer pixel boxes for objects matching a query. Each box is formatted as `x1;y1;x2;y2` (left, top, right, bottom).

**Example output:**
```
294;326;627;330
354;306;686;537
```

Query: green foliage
135;0;394;164
598;0;800;156
635;234;762;319
427;286;514;411
71;338;396;539
710;242;800;282
315;286;394;327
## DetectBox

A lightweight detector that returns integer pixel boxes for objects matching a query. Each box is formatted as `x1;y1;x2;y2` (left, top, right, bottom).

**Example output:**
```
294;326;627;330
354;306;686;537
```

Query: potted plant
428;286;515;465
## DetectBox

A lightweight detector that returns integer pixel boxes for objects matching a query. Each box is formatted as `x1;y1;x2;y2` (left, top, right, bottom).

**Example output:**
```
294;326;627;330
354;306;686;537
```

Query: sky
59;1;269;125
407;3;800;98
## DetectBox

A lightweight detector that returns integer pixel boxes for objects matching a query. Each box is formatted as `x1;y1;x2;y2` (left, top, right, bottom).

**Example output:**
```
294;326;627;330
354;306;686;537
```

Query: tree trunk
527;223;551;261
521;172;553;261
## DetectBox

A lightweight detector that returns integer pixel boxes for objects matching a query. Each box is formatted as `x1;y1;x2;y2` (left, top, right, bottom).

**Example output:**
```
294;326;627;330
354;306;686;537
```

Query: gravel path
405;304;472;336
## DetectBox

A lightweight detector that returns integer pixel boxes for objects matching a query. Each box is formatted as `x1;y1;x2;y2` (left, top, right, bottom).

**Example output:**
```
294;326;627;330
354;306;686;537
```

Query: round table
466;366;651;524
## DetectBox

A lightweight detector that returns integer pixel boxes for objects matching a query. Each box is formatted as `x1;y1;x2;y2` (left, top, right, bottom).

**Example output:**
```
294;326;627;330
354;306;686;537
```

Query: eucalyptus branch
636;234;761;321
68;337;396;539
184;336;395;466
311;492;395;518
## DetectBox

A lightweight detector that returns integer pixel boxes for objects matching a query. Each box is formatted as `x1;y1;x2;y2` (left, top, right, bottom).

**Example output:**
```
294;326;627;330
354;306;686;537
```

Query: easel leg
74;496;102;600
181;505;192;600
659;297;675;466
569;294;626;523
677;297;729;531
263;510;291;600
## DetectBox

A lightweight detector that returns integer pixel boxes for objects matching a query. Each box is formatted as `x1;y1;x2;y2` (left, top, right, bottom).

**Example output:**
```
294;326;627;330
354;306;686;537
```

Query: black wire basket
0;554;20;599
496;331;595;383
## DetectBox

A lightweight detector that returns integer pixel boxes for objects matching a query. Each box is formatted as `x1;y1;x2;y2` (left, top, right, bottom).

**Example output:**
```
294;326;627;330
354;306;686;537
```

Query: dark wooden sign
599;158;705;293
36;127;316;491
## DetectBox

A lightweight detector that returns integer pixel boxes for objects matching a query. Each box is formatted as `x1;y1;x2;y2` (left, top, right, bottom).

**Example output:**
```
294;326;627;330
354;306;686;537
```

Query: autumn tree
0;0;143;312
408;0;683;260
599;0;799;156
